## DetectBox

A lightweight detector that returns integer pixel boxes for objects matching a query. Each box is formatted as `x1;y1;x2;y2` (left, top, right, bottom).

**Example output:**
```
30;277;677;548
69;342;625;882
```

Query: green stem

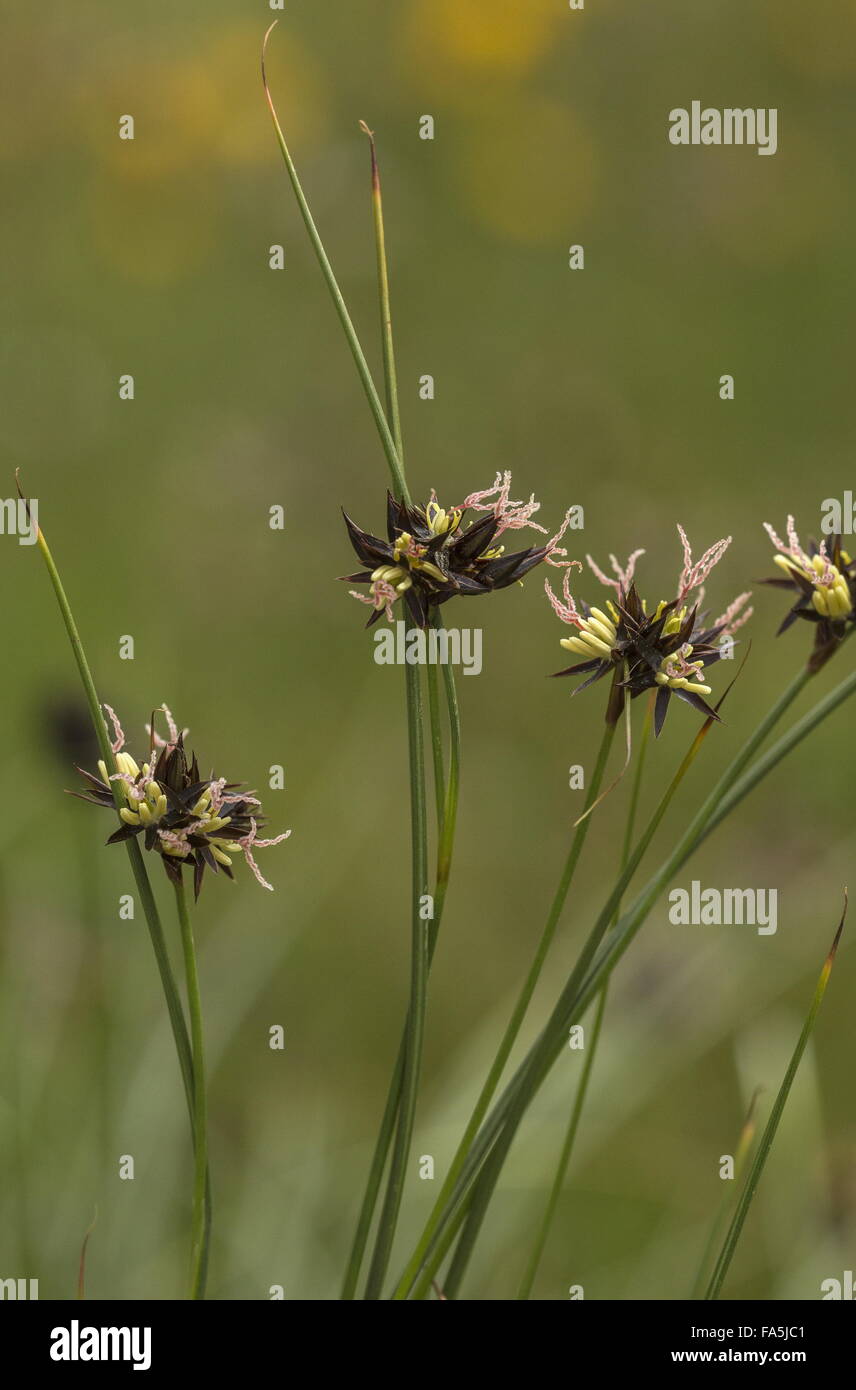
399;662;818;1296
174;878;209;1300
27;501;212;1293
426;662;446;830
361;121;405;476
393;719;616;1299
339;640;460;1301
516;693;654;1300
408;656;856;1284
690;1089;759;1300
704;903;846;1299
363;657;429;1298
262;27;408;505
333;121;460;1299
516;986;609;1301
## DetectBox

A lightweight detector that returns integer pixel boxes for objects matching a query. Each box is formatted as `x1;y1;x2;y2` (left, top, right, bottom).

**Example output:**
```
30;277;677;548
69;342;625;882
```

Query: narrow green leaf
704;896;847;1300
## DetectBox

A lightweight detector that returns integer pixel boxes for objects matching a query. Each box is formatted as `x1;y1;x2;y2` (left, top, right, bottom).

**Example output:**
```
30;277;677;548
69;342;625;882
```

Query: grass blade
262;23;408;504
690;1089;761;1300
397;654;856;1294
19;473;212;1295
516;694;654;1300
704;896;847;1300
392;719;617;1298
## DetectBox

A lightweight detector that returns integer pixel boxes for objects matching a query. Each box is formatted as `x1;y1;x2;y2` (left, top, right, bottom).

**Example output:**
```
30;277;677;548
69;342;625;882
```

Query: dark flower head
341;471;575;628
72;706;290;898
546;525;752;736
761;517;855;672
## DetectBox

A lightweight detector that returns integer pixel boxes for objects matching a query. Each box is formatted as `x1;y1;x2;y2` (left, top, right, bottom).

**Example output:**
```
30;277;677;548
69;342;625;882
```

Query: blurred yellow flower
80;23;329;284
85;24;328;181
454;96;597;244
400;0;567;79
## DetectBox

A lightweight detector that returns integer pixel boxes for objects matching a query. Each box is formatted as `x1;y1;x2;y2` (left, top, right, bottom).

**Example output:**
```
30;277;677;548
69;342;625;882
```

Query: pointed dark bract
342;489;557;627
761;528;856;671
73;724;285;898
552;582;737;735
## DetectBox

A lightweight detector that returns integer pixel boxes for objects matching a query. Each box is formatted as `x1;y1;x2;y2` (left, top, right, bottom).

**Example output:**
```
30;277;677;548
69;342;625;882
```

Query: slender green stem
174;879;209;1299
262;26;408;505
330;118;460;1298
704;901;847;1299
29;517;193;1109
30;517;187;1082
434;618;462;892
360;121;405;475
697;664;856;848
398;661;814;1296
690;1089;760;1300
25;497;213;1292
426;662;446;830
404;659;856;1292
393;719;616;1299
516;694;654;1300
340;630;461;1298
516;986;608;1301
363;658;429;1298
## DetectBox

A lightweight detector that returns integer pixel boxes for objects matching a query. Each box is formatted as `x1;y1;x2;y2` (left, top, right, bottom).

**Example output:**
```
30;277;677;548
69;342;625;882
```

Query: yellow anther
585;616;616;646
773;554;799;576
560;632;612;659
120;808;140;826
212;847;233;867
414;558;446;583
588;607;616;634
116;752;140;779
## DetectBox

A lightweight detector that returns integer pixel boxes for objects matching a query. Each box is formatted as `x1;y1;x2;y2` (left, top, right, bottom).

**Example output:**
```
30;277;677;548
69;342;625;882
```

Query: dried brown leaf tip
71;705;290;898
761;517;855;672
342;471;576;628
546;524;753;736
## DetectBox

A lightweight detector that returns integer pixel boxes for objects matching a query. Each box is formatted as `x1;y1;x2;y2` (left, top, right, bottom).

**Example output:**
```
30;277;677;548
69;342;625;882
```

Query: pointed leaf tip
828;890;848;963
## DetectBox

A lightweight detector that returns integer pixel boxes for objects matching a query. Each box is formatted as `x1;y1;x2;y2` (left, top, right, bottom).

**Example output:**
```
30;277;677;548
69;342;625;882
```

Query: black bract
553;585;728;737
342;492;554;628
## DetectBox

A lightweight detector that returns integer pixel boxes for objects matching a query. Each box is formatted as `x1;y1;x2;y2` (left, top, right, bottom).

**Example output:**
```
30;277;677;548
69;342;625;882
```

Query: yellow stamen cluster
371;563;413;598
390;532;446;584
560;604;619;661
773;553;853;620
425;501;461;536
98;752;168;825
98;754;235;862
655;645;711;695
654;601;689;636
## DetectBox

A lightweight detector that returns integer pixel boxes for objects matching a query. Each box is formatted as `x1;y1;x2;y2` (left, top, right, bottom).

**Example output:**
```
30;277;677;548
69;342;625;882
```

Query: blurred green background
2;0;855;1300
